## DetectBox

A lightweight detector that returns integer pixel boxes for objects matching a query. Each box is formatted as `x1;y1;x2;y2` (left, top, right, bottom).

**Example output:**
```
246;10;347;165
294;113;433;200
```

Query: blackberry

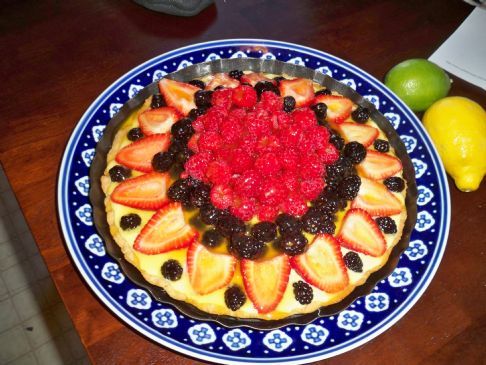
338;175;361;201
228;69;244;80
214;85;226;91
273;76;285;85
230;234;265;259
224;286;246;311
199;204;224;225
127;127;144;141
194;90;213;108
150;94;166;109
189;184;211;208
275;233;308;256
202;229;224;248
254;81;280;97
188;79;205;89
315;88;331;96
152;151;174;172
374;139;390;153
171;118;194;143
161;260;183;281
283;96;296;113
293;281;313;305
174;145;194;164
383;176;405;192
375;217;397;234
167;179;192;204
325;157;355;188
275;213;303;236
120;213;141;230
301;209;332;234
311;102;327;120
313;191;339;214
217;215;246;237
343;252;363;272
351;106;370;123
251;222;277;242
329;131;345;150
188;107;208;120
343;141;367;164
109;165;131;182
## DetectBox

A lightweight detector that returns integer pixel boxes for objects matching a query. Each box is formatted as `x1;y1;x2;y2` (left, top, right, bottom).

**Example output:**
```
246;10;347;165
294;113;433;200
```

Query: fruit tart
100;66;410;321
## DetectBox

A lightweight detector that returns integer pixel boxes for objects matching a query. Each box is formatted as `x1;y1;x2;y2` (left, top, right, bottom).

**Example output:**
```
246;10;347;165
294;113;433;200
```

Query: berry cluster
184;86;340;221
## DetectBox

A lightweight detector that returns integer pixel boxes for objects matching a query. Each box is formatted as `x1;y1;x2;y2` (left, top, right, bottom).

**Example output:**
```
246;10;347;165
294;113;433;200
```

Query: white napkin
429;8;486;91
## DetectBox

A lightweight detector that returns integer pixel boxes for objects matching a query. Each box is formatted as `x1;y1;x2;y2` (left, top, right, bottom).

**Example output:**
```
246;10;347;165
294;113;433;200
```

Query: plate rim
57;38;451;364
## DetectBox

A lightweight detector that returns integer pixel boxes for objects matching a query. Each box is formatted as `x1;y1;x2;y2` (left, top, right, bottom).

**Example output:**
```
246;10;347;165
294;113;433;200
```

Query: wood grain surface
1;1;485;364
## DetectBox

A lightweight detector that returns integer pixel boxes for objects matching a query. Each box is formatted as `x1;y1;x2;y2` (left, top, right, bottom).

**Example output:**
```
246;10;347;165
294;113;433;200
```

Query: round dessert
101;70;407;320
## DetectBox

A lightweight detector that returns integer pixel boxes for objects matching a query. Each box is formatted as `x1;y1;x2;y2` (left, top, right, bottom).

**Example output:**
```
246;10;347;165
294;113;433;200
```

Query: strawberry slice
351;177;403;216
338;209;386;257
279;78;314;107
357;150;403;180
290;235;349;293
241;255;290;314
159;78;199;116
240;72;276;86
187;242;236;295
314;95;353;123
335;122;379;147
111;172;169;210
138;107;181;136
115;134;170;172
205;73;240;90
134;202;197;255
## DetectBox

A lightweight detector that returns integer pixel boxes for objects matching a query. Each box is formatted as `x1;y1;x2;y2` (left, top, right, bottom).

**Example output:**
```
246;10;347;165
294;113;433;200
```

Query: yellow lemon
423;96;486;192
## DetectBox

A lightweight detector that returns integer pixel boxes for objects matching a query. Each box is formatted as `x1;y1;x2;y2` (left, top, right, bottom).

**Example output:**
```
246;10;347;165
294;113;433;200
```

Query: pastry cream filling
101;76;407;320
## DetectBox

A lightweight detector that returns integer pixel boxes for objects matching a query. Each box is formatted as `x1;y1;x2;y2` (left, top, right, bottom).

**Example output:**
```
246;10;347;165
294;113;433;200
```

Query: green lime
384;59;451;112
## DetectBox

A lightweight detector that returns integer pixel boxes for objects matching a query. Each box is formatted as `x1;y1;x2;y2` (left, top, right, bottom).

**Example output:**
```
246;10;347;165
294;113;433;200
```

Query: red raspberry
260;91;282;112
240;135;257;154
281;174;299;192
258;177;287;206
206;160;231;185
292;108;317;129
256;135;281;154
279;125;304;148
280;149;299;172
232;85;257;108
257;204;280;222
184;152;212;181
300;178;324;200
308;126;330;149
230;196;257;221
255;152;282;176
300;153;324;179
192;117;204;133
297;133;315;153
317;144;340;164
246;109;272;138
197;131;222;152
228;107;247;120
211;89;233;110
210;184;234;209
229;148;254;174
281;193;308;217
220;118;244;144
233;170;262;198
274;110;292;129
200;112;221;132
187;133;200;152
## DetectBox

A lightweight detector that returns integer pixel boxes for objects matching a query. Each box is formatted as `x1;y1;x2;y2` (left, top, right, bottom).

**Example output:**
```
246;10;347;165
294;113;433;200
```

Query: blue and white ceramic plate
57;39;450;364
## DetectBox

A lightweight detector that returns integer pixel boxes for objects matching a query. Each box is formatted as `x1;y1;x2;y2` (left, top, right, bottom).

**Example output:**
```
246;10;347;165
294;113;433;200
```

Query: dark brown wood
1;1;485;364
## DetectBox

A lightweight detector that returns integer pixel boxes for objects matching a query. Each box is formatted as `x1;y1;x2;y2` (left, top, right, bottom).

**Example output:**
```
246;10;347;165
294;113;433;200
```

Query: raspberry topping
184;87;339;221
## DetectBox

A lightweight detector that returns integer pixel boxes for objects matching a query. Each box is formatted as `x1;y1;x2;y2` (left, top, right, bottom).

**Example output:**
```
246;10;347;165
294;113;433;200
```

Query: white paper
429;8;486;91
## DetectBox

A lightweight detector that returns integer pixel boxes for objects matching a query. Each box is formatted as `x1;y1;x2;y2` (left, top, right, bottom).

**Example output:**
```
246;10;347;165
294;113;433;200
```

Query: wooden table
1;1;485;363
